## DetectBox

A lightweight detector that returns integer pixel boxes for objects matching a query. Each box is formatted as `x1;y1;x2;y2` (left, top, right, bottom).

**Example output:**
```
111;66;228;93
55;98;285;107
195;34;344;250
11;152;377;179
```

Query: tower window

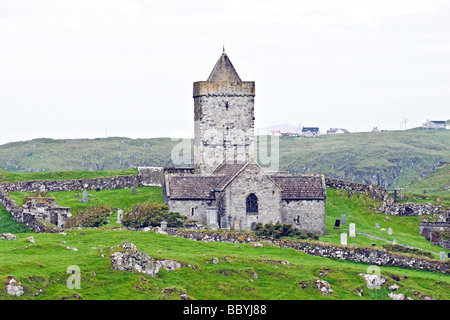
226;127;229;135
246;193;258;214
225;101;229;111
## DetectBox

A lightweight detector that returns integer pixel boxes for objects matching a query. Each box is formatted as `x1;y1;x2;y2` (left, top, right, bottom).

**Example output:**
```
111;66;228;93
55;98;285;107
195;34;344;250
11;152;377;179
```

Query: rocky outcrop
109;242;181;276
0;233;17;240
6;278;24;296
315;279;333;295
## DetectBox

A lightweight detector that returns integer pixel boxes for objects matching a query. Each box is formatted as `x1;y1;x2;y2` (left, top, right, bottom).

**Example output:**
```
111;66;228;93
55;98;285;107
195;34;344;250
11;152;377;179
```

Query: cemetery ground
1;178;449;300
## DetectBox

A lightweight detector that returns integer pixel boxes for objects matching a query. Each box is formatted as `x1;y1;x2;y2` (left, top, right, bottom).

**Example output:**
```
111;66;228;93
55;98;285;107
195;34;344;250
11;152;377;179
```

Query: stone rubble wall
0;175;139;233
0;188;60;233
0;175;138;193
438;238;450;250
166;229;449;274
326;177;445;216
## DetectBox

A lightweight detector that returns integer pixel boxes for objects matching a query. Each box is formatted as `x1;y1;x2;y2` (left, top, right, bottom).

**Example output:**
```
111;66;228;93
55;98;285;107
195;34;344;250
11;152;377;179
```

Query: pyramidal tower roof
207;49;242;83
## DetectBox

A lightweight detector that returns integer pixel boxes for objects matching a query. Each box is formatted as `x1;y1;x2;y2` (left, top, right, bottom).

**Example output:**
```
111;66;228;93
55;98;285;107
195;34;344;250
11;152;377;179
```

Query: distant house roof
271;175;325;199
430;120;445;124
302;127;319;133
327;128;349;134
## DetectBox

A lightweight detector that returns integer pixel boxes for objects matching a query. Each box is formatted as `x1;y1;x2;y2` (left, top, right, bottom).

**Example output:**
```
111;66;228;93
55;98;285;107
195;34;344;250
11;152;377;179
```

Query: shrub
22;190;50;205
65;205;112;228
121;203;186;229
253;222;319;240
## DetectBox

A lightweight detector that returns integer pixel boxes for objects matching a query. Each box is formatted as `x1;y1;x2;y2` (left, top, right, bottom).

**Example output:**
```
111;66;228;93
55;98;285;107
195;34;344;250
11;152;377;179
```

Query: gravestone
39;185;46;192
131;186;136;195
207;207;219;229
220;217;227;229
333;219;340;229
82;190;88;203
392;239;397;245
388;228;393;235
349;223;356;237
117;209;123;224
161;221;167;230
375;223;380;228
340;233;347;246
440;252;446;261
133;178;139;189
340;215;346;225
234;219;241;231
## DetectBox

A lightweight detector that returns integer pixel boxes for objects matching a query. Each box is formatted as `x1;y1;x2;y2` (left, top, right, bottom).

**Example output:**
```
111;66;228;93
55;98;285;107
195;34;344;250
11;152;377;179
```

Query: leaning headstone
131;186;136;195
117;209;123;224
333;219;340;229
340;233;347;246
340;215;346;225
349;223;356;237
440;252;446;261
388;228;393;235
82;190;88;203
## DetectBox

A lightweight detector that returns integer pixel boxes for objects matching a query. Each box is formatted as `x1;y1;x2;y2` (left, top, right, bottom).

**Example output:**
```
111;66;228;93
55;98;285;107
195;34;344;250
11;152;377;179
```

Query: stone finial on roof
207;50;242;83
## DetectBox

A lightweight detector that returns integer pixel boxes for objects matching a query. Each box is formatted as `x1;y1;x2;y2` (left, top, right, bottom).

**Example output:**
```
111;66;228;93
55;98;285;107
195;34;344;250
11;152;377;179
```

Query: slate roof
212;162;247;191
271;175;325;199
207;51;242;83
167;169;325;200
167;176;220;200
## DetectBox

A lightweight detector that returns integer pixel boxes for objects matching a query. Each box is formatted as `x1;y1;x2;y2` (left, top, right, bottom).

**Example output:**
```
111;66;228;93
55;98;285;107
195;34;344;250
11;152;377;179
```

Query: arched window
246;193;258;214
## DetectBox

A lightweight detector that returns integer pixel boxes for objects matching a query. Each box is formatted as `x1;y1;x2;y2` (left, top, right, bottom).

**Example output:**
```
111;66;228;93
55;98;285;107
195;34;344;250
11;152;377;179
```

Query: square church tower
193;49;255;174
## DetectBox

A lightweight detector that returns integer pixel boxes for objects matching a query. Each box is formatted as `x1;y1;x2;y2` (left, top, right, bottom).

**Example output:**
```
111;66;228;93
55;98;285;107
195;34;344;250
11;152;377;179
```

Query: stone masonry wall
326;177;445;216
0;175;138;193
166;199;210;225
0;188;61;233
193;81;255;174
282;199;326;235
166;229;449;274
224;163;283;231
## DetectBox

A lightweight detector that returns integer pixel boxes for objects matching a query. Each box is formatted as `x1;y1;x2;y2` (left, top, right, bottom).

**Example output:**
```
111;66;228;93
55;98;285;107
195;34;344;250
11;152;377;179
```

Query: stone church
161;50;326;234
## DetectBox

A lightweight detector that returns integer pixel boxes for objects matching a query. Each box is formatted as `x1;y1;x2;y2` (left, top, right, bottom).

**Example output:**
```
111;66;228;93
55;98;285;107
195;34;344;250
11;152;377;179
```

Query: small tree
121;203;186;229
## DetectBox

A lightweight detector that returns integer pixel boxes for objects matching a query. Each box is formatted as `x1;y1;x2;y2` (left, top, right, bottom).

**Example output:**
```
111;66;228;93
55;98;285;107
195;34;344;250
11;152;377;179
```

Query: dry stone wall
0;175;138;193
166;229;449;274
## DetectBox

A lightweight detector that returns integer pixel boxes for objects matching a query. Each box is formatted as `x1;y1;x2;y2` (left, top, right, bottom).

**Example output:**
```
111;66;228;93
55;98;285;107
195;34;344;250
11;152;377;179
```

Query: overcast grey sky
0;0;449;145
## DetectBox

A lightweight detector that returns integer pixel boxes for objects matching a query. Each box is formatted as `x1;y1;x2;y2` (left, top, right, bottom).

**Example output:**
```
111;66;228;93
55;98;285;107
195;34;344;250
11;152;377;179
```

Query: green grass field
1;171;449;300
1;228;449;300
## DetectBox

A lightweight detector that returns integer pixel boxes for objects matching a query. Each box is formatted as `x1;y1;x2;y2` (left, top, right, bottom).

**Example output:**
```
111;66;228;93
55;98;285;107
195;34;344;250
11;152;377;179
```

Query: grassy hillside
1;181;449;300
1;228;449;301
400;164;449;197
278;128;449;188
0;128;448;188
